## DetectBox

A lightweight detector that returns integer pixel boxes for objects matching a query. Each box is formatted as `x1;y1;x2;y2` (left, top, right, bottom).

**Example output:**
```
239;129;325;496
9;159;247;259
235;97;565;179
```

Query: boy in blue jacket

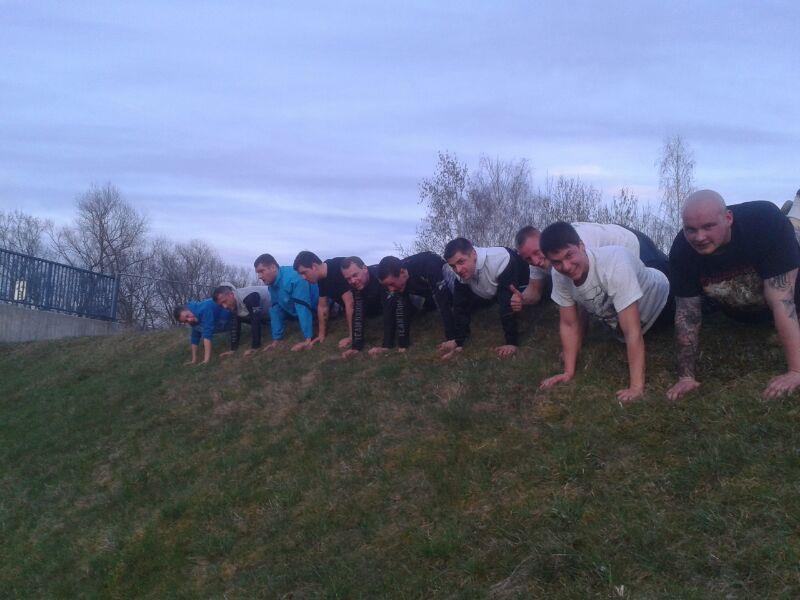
254;253;320;351
174;299;232;365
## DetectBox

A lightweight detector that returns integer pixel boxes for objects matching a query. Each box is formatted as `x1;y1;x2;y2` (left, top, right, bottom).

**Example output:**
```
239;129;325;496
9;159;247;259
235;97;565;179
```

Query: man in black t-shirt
293;251;354;349
667;189;800;401
368;252;457;355
340;256;387;358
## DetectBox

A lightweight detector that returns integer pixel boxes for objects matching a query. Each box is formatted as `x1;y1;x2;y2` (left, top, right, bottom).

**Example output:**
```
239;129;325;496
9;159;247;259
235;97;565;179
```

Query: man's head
293;251;324;284
173;304;197;325
341;256;370;290
212;285;237;311
539;222;589;282
254;253;279;285
681;189;732;255
515;225;549;269
444;237;478;280
377;256;409;293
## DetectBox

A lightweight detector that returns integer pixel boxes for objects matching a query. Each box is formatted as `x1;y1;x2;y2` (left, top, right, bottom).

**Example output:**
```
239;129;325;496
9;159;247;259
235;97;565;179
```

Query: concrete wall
0;302;121;343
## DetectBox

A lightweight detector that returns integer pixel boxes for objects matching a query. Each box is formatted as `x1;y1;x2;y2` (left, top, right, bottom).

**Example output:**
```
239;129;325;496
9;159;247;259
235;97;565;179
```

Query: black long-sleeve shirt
452;247;528;346
350;265;387;351
381;251;456;348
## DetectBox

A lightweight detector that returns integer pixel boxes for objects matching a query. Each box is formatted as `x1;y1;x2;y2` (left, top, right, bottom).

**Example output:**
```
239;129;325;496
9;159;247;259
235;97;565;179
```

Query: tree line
1;136;695;329
0;184;249;328
405;135;695;255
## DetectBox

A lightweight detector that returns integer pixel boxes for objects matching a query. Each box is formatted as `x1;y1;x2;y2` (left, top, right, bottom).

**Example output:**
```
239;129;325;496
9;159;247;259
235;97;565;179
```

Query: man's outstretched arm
186;343;199;365
540;304;581;389
316;296;330;343
763;269;800;398
339;291;355;348
666;296;702;401
616;301;646;403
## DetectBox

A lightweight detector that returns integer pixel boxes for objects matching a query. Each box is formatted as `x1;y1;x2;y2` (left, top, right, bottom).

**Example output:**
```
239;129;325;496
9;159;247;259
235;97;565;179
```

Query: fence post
110;273;120;321
43;261;54;310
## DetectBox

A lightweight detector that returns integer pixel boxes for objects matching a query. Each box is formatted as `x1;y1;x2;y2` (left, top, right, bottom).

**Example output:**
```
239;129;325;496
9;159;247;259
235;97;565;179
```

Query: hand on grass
291;340;313;352
495;344;517;358
368;347;390;357
219;351;235;359
509;285;523;312
763;371;800;399
438;340;462;360
341;349;360;359
616;386;644;405
262;341;282;352
666;377;700;402
539;372;572;389
243;348;258;357
183;360;196;366
338;337;352;349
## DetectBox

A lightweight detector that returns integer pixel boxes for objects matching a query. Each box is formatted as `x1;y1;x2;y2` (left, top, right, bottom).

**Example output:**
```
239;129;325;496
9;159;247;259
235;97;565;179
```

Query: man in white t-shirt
536;222;673;404
514;223;667;287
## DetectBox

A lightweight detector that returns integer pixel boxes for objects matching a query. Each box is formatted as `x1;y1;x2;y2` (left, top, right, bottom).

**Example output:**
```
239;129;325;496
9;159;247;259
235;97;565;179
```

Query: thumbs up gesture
509;284;523;312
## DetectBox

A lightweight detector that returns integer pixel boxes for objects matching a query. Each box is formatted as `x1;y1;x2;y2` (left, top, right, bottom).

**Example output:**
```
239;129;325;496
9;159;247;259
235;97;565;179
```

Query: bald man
667;190;800;401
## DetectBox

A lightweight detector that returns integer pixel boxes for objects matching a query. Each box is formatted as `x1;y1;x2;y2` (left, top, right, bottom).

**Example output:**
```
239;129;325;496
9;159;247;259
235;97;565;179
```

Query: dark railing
0;248;119;321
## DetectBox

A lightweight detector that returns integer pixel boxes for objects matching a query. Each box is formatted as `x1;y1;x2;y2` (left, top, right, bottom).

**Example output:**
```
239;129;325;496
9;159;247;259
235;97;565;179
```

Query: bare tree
49;184;151;325
657;134;696;238
464;156;536;247
150;238;251;325
0;210;52;257
49;184;150;274
535;175;603;226
407;150;684;255
408;151;471;254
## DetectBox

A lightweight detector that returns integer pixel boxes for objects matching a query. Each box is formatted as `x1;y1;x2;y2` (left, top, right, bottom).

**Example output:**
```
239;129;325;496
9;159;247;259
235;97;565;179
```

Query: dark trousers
622;226;670;276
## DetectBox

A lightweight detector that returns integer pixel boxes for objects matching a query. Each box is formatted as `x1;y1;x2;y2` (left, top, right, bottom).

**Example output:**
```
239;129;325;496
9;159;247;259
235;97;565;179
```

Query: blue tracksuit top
188;298;232;345
268;266;319;340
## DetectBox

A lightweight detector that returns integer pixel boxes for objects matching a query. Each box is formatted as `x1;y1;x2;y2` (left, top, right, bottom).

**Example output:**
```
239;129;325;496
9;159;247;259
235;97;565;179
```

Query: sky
1;1;799;268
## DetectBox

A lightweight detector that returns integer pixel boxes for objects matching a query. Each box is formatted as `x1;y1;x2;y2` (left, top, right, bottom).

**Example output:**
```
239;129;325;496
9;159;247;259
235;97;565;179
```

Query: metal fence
0;248;119;321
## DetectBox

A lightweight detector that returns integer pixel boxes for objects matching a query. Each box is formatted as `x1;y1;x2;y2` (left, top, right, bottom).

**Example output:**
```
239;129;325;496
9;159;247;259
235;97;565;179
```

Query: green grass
1;305;800;598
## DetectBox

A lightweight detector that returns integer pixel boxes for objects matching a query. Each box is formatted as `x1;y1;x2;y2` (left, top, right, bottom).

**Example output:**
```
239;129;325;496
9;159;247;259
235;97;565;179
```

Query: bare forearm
675;297;702;379
765;270;800;371
203;339;212;362
345;305;354;337
625;334;646;391
522;280;543;306
317;305;329;339
560;321;581;376
775;310;800;371
191;344;198;362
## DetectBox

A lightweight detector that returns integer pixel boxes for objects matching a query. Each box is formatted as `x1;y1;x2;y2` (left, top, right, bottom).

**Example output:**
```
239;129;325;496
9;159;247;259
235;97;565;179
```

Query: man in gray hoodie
212;284;271;356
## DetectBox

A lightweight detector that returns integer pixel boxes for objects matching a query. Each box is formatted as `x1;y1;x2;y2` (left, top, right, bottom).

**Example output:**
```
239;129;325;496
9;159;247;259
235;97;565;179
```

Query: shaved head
682;189;727;219
681;189;733;255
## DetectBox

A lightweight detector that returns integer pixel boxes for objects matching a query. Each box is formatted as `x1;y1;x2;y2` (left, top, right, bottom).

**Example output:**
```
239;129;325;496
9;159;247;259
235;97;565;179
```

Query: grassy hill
1;305;799;598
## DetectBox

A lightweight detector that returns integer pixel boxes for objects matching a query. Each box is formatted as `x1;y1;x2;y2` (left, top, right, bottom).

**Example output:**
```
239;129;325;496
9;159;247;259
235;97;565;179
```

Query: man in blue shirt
174;298;233;365
254;253;320;351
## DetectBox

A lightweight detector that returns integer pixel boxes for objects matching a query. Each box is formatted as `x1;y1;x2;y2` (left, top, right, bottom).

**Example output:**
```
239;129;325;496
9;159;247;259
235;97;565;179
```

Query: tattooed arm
665;296;703;401
763;269;800;398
